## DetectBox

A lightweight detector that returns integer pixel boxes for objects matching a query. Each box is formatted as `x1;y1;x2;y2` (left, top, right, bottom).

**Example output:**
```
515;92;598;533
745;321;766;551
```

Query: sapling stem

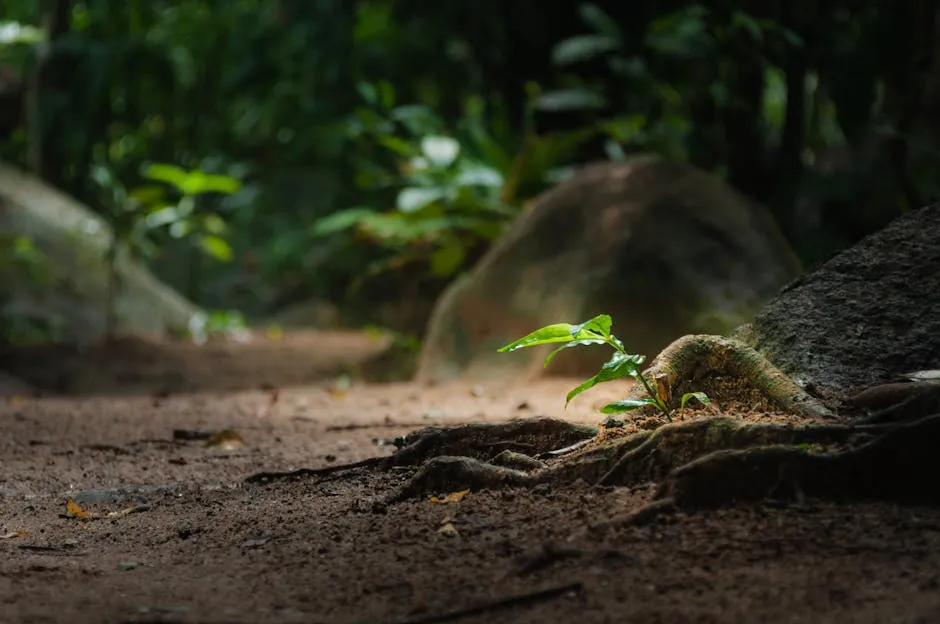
603;336;672;421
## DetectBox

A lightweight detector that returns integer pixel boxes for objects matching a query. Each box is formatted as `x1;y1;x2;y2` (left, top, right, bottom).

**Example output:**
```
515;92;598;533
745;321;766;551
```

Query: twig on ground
244;456;384;484
539;437;594;459
385;581;585;624
325;422;432;432
507;542;640;578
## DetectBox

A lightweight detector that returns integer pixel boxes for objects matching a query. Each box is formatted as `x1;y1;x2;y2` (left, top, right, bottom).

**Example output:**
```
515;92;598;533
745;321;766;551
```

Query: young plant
90;162;241;339
498;314;709;421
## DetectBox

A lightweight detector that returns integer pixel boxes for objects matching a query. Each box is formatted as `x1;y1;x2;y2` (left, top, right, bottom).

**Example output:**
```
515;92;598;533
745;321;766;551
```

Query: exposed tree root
658;413;940;510
388;456;536;503
385;416;893;502
626;334;836;419
250;333;940;517
383;418;598;468
848;382;940;424
591;417;883;487
386;412;940;525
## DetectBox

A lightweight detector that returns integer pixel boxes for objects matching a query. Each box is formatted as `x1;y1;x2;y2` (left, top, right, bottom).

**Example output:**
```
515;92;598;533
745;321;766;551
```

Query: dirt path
1;333;939;623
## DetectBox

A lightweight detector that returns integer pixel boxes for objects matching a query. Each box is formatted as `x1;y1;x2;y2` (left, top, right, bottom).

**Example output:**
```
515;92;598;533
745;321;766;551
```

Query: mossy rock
0;162;201;345
416;156;801;383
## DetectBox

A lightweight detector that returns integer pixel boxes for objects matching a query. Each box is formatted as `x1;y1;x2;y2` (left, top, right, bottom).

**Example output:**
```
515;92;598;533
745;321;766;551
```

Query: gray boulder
416;156;802;383
745;203;940;398
0;162;201;344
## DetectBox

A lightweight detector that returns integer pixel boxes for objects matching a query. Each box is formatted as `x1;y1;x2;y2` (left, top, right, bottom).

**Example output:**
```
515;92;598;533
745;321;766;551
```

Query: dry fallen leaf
204;428;245;450
327;374;352;398
105;506;142;519
65;499;147;521
7;395;29;406
66;499;92;519
429;489;470;504
437;522;459;537
0;531;28;539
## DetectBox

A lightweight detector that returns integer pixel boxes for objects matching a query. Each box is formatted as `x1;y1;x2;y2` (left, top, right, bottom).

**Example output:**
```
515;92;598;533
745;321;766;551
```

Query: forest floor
1;330;940;624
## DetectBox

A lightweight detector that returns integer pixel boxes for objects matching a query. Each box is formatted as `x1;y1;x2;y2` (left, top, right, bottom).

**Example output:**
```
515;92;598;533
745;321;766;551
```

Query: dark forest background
2;0;938;338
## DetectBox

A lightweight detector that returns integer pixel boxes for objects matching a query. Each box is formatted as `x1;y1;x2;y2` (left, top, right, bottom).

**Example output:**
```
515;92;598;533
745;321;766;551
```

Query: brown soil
2;332;939;623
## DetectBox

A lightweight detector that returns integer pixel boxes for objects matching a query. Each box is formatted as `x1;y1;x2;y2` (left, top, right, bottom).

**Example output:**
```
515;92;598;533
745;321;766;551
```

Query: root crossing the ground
250;334;940;518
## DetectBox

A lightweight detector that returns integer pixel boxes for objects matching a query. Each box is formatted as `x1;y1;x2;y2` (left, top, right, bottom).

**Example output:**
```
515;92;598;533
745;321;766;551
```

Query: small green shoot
498;314;710;421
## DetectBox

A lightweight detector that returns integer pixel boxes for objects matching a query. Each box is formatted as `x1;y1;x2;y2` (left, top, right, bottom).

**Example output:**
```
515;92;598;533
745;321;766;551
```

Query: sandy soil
1;331;939;624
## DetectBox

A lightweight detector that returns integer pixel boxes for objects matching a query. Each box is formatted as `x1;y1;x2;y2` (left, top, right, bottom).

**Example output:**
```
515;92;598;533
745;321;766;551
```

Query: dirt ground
2;331;940;624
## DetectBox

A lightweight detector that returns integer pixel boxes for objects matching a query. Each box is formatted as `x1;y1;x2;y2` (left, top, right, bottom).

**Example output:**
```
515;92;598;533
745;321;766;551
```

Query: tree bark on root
386;416;892;502
627;334;835;419
657;413;940;510
379;334;940;512
384;418;597;468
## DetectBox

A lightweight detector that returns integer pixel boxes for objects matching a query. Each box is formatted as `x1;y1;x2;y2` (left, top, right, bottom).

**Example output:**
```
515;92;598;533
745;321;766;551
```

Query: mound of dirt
417;155;801;384
747;203;940;398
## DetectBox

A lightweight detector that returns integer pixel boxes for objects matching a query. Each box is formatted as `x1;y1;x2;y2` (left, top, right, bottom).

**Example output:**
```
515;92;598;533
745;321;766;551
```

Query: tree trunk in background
26;0;71;186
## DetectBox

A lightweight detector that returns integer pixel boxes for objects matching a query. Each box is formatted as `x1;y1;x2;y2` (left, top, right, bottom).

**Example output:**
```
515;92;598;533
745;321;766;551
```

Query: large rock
416;156;802;383
744;203;940;398
0;162;201;344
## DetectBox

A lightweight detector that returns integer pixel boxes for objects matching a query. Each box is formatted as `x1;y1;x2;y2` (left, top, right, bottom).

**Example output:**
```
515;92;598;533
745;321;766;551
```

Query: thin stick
325;422;431;432
387;581;584;624
244;456;383;484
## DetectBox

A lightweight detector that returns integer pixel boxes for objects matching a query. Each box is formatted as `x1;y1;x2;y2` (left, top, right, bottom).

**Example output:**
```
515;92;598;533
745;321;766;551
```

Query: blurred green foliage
0;0;938;333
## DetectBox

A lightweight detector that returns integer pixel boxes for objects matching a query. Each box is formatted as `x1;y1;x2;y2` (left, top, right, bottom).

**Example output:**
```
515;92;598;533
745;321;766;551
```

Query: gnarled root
590;417;881;487
387;416;886;502
657;413;940;510
388;456;537;503
628;334;835;420
384;418;598;469
382;335;940;513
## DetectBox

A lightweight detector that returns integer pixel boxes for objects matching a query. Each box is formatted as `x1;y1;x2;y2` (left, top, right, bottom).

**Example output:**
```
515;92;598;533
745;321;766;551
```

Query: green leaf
497;316;614;354
543;338;607;367
571;314;613;339
454;164;503;188
377;135;415;157
144;163;189;189
128;184;166;206
0;22;46;45
600;398;656;414
144;164;241;196
552;35;620;66
429;242;466;277
680;392;711;409
396;187;449;213
499;323;589;352
533;89;607;112
310;208;376;237
182;172;241;196
144;206;180;229
198;234;233;262
169;220;191;238
579;4;622;39
420;136;460;168
356;81;377;105
565;351;645;405
201;213;228;236
731;11;762;42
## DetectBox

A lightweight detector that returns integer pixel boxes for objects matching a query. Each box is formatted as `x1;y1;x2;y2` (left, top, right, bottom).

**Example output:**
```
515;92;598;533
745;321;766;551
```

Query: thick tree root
376;334;939;513
627;334;835;419
388;456;537;503
657;413;940;510
383;418;597;468
589;417;883;486
386;416;890;501
848;382;940;424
